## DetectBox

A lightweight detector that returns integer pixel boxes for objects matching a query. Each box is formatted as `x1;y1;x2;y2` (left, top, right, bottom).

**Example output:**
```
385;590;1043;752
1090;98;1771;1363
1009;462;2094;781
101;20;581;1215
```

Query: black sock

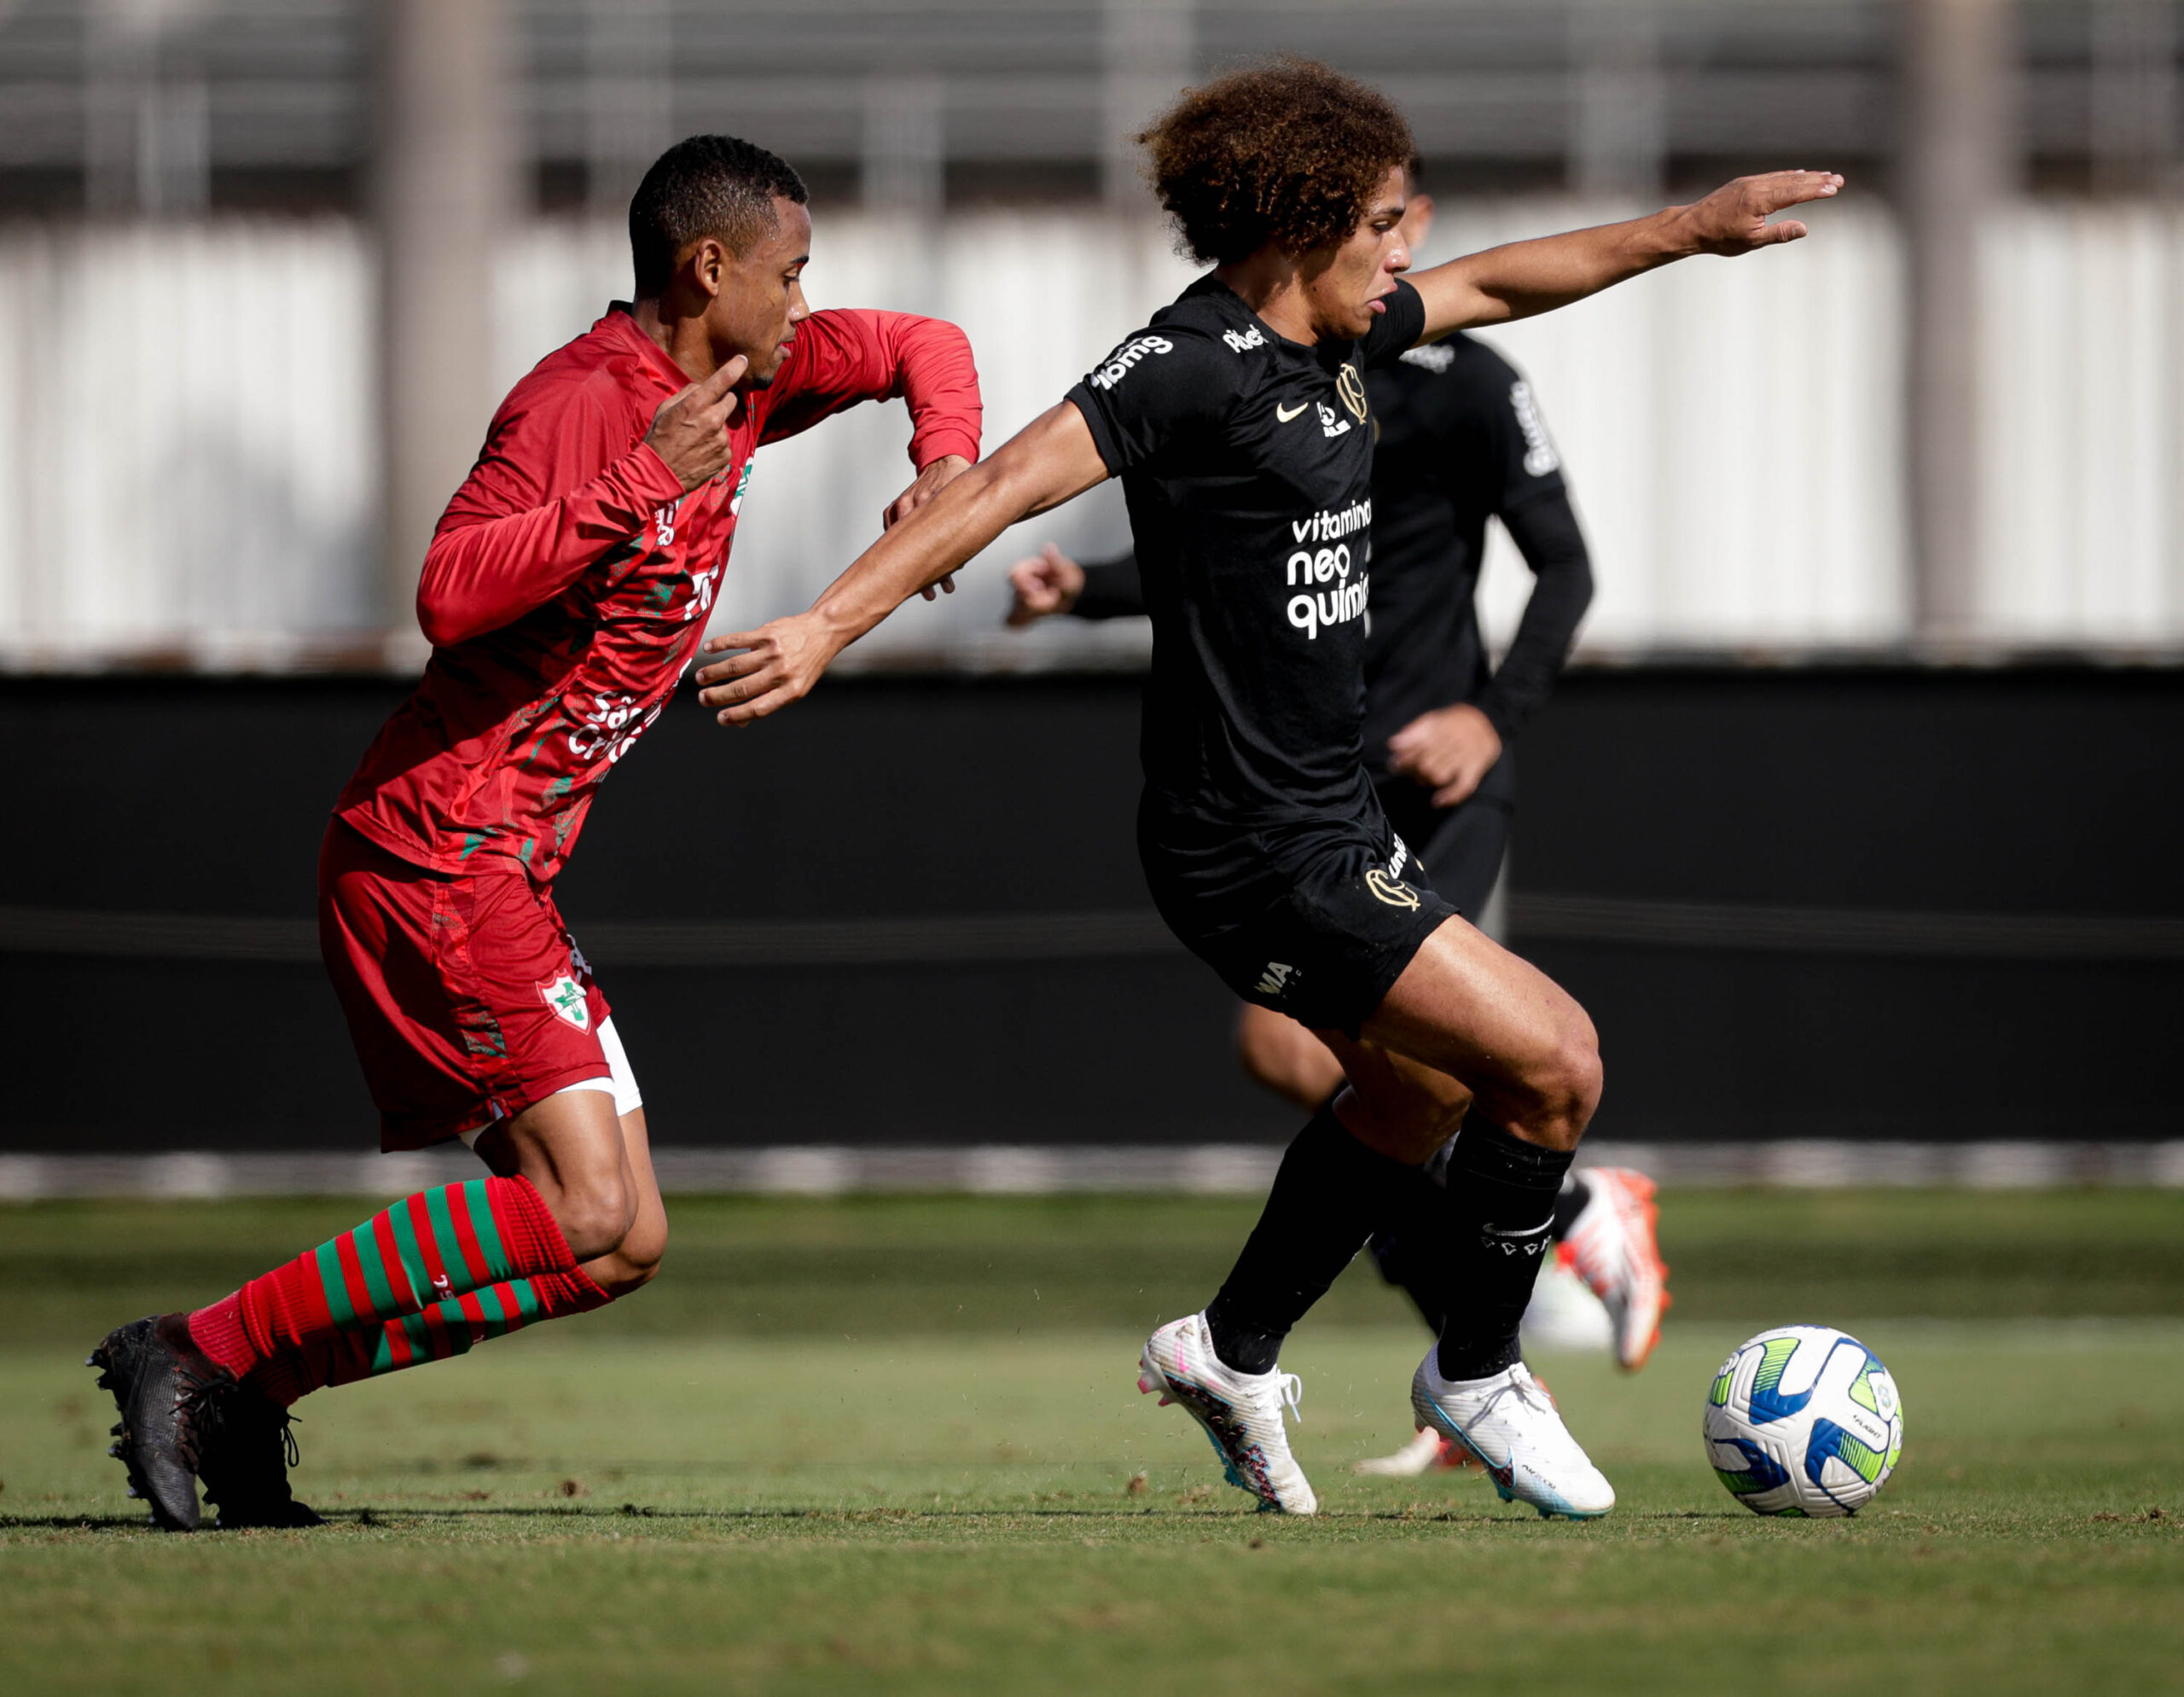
1433;1122;1576;1381
1549;1171;1591;1241
1366;1161;1459;1334
1204;1102;1416;1374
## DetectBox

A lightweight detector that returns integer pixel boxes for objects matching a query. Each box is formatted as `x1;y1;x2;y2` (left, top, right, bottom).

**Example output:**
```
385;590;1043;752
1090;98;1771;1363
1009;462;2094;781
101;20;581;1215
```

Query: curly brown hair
1138;58;1416;265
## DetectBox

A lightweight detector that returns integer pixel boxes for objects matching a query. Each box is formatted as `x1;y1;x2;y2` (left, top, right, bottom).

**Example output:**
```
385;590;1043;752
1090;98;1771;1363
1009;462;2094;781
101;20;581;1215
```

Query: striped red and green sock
185;1177;584;1385
241;1268;612;1406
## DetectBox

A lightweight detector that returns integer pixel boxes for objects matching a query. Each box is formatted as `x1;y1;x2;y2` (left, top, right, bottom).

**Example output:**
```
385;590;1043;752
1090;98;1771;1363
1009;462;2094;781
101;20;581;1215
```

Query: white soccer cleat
1353;1425;1471;1477
1560;1165;1671;1370
1410;1353;1615;1520
1137;1314;1317;1514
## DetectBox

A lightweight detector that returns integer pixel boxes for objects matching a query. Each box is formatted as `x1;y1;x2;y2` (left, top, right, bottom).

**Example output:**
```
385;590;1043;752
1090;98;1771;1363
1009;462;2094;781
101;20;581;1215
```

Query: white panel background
1;202;2178;666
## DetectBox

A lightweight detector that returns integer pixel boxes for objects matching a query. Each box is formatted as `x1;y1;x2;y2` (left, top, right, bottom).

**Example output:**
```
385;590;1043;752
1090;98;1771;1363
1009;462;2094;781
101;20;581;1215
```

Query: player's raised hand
694;611;839;725
1004;543;1086;626
1673;171;1843;257
643;353;750;490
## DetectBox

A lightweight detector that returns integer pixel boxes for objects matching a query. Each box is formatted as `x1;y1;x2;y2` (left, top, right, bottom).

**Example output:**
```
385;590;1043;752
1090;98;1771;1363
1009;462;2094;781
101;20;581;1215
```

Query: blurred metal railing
2;3;2181;212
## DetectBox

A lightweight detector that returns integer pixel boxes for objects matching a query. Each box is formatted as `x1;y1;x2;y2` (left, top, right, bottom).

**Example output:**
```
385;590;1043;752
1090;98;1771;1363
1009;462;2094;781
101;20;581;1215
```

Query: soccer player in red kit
86;135;982;1531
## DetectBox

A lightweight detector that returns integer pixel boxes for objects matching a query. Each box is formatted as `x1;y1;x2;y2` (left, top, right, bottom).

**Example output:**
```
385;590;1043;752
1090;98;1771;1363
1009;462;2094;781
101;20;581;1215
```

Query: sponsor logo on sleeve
1399;342;1456;374
1253;961;1299;998
1223;325;1267;353
652;497;683;549
1087;334;1174;390
1510;381;1561;475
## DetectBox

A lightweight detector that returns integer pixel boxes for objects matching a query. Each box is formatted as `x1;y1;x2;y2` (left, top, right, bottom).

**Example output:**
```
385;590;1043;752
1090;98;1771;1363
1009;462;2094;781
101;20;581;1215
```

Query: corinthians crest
1336;362;1368;421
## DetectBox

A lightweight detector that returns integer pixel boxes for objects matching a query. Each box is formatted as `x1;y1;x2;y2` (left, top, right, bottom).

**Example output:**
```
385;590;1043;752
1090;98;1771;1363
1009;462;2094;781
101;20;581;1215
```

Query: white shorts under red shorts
317;818;632;1151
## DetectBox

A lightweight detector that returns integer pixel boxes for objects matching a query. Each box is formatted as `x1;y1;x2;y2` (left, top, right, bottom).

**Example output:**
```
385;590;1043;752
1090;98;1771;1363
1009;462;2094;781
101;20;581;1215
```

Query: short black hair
628;135;808;295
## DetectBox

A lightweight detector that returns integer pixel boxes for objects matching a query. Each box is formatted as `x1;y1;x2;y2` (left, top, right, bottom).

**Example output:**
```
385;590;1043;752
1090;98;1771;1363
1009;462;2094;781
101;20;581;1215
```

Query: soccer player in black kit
698;60;1840;1518
1003;164;1672;1481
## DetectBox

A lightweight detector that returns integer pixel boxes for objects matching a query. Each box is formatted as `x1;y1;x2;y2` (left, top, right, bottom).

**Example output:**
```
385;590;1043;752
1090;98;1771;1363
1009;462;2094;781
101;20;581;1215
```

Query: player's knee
623;1213;669;1282
550;1173;636;1263
584;1210;666;1299
1525;1024;1602;1148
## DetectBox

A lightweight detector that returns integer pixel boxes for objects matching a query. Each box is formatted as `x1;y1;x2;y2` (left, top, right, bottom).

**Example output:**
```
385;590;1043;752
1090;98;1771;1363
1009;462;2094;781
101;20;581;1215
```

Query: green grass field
4;1189;2181;1695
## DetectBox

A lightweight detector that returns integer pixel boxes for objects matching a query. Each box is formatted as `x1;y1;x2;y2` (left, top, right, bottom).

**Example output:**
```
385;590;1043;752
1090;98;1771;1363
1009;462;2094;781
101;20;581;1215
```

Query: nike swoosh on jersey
1275;401;1308;421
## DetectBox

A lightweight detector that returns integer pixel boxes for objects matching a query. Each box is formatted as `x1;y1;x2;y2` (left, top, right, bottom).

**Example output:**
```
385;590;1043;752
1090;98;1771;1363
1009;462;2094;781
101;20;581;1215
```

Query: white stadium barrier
3;203;2182;667
3;1142;2179;1200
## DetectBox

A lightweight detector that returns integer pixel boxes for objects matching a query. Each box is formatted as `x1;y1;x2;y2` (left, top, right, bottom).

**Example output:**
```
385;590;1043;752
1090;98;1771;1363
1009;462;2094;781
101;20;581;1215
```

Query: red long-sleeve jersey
334;305;981;883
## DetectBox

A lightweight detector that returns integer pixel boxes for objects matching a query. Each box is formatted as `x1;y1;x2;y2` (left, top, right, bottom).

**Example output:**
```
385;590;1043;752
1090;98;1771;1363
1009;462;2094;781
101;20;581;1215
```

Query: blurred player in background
87;135;982;1531
696;57;1836;1520
1005;160;1669;1479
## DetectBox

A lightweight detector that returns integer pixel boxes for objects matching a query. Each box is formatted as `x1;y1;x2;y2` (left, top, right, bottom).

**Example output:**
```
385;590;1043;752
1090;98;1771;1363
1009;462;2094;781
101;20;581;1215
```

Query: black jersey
1068;334;1585;785
1362;334;1572;765
1066;275;1428;831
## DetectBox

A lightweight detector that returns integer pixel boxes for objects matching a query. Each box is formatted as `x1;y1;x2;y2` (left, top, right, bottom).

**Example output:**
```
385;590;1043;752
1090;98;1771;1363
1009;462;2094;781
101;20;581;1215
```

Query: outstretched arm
1408;171;1843;342
694;401;1109;724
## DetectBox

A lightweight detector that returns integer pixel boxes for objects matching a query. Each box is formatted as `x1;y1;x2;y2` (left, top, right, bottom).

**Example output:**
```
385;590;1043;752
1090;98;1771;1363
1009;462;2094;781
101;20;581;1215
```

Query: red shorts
317;819;614;1150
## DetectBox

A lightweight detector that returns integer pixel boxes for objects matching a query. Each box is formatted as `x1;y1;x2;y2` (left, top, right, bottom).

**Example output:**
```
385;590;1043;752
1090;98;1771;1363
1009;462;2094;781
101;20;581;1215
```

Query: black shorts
1374;746;1517;921
1138;792;1459;1037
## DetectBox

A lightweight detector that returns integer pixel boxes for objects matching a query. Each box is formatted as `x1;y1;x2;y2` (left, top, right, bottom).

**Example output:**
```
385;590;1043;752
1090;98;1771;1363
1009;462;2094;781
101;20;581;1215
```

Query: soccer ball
1704;1325;1903;1516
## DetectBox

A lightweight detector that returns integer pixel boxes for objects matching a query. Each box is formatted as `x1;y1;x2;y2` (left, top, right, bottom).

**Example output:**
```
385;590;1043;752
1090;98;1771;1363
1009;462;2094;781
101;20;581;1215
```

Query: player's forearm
1414;209;1691;338
1477;496;1594;740
1412;171;1842;340
804;444;1069;649
695;403;1108;724
416;445;683;647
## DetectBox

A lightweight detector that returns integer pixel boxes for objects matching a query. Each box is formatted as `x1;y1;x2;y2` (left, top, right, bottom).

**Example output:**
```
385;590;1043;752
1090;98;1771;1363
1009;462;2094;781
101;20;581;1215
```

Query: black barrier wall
2;665;2178;1150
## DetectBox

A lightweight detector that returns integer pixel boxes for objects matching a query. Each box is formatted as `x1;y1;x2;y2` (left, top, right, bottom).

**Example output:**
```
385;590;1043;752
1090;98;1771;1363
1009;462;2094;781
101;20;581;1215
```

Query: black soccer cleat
89;1312;235;1531
199;1387;322;1530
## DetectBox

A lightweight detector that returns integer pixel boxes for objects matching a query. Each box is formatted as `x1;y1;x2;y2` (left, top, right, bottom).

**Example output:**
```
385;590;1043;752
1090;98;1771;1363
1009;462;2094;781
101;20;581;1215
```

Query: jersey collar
1187;274;1353;373
599;302;702;395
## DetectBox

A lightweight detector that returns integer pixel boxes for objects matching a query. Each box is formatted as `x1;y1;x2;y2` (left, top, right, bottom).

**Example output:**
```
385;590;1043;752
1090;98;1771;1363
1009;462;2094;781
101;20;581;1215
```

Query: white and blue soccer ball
1704;1325;1903;1517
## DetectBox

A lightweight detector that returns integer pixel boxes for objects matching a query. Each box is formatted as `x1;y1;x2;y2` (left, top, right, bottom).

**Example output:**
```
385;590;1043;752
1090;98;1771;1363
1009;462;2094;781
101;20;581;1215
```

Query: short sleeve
1064;325;1237;476
1473;349;1568;514
1357;279;1428;369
